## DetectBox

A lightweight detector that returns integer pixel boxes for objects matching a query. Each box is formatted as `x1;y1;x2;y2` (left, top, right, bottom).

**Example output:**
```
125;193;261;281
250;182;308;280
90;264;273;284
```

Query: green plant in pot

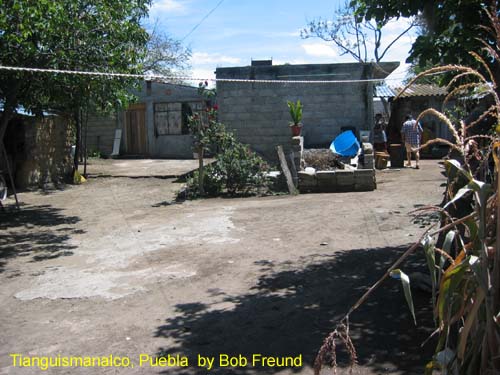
287;100;303;136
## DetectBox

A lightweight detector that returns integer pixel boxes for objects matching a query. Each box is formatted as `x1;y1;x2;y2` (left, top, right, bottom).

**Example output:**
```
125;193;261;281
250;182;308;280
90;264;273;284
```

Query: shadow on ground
155;246;435;375
0;205;82;273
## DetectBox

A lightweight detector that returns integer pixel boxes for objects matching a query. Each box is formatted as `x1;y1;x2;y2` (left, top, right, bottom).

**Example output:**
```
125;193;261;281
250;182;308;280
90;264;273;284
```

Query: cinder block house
87;81;205;158
216;60;399;161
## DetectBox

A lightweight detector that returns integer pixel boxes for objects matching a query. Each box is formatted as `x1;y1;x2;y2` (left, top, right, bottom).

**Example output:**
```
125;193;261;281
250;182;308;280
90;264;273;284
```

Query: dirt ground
0;159;446;375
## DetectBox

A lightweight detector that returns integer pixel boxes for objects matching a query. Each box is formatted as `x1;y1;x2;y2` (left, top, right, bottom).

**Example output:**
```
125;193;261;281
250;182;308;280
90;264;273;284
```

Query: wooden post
277;145;298;195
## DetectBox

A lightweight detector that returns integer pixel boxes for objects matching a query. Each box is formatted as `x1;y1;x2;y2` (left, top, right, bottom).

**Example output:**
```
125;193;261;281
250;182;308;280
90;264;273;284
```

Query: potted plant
287;100;303;136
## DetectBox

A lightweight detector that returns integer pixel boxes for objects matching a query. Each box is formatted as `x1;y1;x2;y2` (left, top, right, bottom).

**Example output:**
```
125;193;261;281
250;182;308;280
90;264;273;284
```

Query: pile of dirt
303;149;344;171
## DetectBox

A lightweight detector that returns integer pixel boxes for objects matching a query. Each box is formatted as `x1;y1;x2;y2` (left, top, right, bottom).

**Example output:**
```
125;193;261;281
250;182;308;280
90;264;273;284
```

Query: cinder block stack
360;142;374;169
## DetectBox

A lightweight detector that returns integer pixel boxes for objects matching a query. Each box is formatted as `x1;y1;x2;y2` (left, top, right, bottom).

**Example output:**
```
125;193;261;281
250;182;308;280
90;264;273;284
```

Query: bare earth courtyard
0;159;445;375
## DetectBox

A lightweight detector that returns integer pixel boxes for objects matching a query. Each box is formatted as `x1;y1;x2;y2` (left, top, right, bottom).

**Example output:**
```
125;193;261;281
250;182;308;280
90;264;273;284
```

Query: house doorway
124;103;147;156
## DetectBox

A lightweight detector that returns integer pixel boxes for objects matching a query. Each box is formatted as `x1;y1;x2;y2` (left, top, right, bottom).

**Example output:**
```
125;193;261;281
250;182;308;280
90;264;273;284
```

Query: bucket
330;130;360;157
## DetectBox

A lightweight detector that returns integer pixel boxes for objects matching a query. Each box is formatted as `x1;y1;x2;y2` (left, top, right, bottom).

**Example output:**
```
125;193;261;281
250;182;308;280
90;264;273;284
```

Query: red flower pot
290;124;302;137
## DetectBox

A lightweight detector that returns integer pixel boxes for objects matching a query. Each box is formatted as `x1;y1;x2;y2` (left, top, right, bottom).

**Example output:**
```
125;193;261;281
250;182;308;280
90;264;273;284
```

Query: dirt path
0;160;445;374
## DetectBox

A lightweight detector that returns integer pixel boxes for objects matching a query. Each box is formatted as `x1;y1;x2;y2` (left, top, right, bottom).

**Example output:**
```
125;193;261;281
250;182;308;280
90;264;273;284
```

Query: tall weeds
315;4;500;374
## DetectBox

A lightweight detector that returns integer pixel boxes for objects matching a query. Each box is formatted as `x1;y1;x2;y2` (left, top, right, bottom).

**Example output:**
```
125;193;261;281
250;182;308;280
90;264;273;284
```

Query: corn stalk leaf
441;231;456;272
445;159;473;179
390;269;417;325
464;216;479;248
444;159;473;183
443;186;472;209
425;360;439;375
471;181;492;241
442;230;456;254
437;256;472;323
458;287;485;361
469;255;489;294
423;236;437;318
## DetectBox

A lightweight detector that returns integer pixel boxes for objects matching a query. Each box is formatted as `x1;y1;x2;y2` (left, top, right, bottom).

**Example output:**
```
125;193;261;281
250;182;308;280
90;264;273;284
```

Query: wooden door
124;104;147;155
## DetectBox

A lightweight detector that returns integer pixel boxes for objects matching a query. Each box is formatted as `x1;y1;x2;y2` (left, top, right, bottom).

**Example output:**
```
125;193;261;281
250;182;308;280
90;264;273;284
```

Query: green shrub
185;165;222;198
211;141;269;196
87;149;101;158
185;128;269;198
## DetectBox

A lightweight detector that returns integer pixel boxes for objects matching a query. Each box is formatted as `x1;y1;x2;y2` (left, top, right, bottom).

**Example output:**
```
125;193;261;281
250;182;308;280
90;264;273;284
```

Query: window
154;102;203;136
154;103;182;136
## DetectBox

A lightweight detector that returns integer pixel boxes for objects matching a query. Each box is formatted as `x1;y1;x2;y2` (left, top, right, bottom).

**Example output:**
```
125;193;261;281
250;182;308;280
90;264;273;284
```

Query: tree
301;1;416;63
351;0;497;71
143;27;192;82
0;0;151;172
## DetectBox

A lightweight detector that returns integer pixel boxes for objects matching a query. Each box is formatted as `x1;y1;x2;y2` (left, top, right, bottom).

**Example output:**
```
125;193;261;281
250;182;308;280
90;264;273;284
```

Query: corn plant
315;4;500;374
287;100;303;126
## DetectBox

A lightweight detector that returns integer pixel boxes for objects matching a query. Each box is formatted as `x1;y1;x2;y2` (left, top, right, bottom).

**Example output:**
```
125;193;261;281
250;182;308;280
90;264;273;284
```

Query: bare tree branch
301;1;415;63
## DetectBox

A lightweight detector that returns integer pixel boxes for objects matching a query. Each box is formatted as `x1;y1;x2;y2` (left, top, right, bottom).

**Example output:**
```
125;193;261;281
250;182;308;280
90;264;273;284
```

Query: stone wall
216;62;398;162
9;115;73;189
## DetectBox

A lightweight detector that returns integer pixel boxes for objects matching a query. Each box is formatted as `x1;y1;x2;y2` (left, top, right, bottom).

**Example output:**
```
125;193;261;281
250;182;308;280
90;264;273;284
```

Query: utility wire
181;0;225;41
0;65;408;85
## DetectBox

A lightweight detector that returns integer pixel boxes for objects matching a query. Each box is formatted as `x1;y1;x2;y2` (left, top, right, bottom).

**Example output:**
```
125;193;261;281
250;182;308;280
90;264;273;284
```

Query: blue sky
147;0;416;84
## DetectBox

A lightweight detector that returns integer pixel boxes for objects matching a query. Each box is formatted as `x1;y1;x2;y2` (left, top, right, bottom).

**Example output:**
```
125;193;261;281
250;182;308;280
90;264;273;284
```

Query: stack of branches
303;149;345;171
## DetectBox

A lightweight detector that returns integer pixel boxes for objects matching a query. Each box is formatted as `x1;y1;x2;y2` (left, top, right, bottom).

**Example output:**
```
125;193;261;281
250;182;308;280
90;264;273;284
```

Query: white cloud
301;42;338;58
190;67;216;87
385;62;412;86
192;52;242;65
272;57;310;65
381;17;416;36
150;0;188;15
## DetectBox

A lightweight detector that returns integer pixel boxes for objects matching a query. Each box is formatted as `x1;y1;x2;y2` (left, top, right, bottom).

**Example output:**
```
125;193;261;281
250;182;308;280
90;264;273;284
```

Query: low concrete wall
297;142;376;193
298;169;376;193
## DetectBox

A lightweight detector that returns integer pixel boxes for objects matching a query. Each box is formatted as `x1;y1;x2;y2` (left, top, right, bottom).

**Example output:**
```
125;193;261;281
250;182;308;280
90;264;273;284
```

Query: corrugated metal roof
394;84;448;98
374;84;447;98
374;84;396;97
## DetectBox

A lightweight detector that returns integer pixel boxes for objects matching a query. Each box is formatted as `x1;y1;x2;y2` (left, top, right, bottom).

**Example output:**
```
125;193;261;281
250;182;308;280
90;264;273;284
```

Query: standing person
373;113;387;152
401;114;423;169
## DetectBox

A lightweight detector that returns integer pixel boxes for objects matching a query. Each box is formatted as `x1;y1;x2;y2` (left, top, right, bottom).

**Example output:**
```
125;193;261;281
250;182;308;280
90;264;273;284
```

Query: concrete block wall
216;62;398;162
137;82;203;158
86;82;204;158
86;113;117;156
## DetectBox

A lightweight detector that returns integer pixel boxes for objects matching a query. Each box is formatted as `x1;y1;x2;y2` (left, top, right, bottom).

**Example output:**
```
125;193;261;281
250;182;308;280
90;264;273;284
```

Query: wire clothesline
0;65;406;85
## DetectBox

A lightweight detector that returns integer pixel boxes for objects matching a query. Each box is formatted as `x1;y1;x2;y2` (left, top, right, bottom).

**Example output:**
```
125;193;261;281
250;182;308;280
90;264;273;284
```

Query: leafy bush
211;138;269;196
185;81;269;198
185;165;222;197
87;149;102;158
185;124;269;198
